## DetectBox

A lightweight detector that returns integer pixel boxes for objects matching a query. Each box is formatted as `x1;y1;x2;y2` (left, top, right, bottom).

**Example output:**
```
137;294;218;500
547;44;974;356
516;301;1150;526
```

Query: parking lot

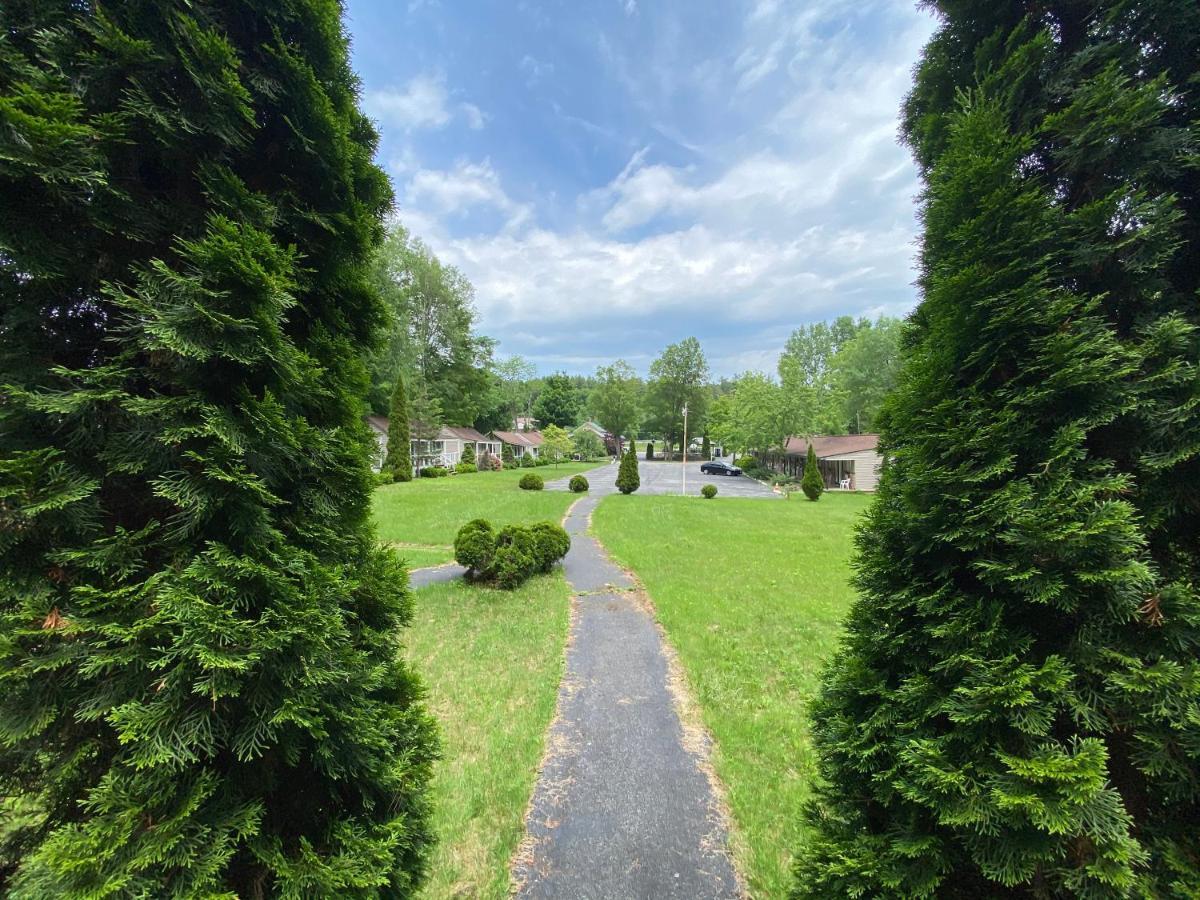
545;459;780;499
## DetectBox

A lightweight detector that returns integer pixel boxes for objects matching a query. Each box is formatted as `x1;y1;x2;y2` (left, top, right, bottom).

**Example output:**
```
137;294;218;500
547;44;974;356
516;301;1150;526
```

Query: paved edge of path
510;495;745;899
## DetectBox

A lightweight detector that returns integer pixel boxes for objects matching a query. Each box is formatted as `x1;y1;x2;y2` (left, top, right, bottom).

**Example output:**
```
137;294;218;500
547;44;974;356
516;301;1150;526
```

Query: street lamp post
681;402;688;496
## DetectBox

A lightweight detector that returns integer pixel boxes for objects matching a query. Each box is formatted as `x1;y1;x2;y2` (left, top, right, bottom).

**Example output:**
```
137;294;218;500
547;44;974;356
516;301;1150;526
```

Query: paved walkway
545;459;777;499
514;495;740;899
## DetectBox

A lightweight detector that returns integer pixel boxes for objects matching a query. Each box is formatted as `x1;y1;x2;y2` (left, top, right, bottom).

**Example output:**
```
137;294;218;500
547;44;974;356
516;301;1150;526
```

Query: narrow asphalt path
514;495;740;899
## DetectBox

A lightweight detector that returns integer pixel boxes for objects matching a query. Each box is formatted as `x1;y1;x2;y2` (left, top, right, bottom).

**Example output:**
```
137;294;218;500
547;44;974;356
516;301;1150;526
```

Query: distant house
763;434;883;491
492;429;542;459
572;420;619;455
514;415;538;432
365;416;501;472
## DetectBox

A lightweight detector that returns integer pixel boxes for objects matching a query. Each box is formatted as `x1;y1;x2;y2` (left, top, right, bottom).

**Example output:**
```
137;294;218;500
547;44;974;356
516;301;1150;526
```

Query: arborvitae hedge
461;442;476;465
501;443;515;467
386;375;413;481
616;445;640;494
801;444;823;501
645;441;654;460
794;4;1200;896
0;2;437;895
701;433;710;459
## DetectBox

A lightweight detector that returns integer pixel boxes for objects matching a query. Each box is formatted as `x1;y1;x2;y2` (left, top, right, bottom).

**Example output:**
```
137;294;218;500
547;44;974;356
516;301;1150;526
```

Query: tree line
367;226;903;460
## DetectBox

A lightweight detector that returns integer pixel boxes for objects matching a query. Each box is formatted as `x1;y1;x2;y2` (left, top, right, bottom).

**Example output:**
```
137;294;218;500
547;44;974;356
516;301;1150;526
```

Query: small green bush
519;473;544;491
535;456;551;467
454;519;496;574
420;465;449;478
461;443;476;465
529;521;571;572
733;455;756;469
701;484;717;499
492;525;538;589
501;443;515;467
569;475;589;493
373;470;395;486
518;454;535;468
645;441;654;460
455;462;477;474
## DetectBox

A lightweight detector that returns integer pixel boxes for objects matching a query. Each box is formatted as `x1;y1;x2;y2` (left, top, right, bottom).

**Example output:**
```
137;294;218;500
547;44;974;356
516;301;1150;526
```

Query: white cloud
364;74;486;132
402;160;531;231
460;102;486;130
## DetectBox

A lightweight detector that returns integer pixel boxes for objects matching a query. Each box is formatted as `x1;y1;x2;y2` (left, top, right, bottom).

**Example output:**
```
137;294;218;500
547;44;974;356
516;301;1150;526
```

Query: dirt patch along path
512;496;741;899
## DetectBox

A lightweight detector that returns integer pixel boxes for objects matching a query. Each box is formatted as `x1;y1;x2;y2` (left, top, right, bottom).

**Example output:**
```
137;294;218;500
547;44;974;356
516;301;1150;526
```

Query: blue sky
345;0;937;377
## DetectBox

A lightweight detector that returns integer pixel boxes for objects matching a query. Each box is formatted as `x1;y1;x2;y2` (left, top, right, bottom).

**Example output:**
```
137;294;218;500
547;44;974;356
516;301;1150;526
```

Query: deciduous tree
589;360;642;453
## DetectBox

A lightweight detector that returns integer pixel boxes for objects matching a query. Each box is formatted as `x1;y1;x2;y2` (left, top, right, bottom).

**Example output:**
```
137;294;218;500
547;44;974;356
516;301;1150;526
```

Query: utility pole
681;402;688;496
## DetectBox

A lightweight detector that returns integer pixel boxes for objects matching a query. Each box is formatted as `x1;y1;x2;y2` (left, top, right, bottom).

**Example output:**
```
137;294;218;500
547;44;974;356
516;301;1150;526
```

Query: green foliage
701;484;717;499
532;373;581;428
588;361;642;445
616;446;641;495
701;433;710;459
800;445;823;502
386;376;414;481
568;475;589;493
366;224;495;423
0;2;436;895
540;424;573;467
461;443;476;465
454;462;477;474
454;519;496;575
795;9;1200;894
572;429;604;460
518;474;544;491
518;453;535;469
645;337;709;453
733;456;756;469
708;373;792;458
528;522;571;573
501;443;515;467
491;526;538;590
452;519;567;589
420;466;449;478
645;441;655;460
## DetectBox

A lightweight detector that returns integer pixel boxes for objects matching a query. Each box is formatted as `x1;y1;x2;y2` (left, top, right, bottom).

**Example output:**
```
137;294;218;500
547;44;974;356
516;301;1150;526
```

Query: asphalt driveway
545;458;779;499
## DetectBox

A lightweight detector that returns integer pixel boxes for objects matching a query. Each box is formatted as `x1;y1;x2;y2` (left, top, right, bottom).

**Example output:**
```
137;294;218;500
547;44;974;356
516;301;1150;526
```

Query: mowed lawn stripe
372;463;601;547
591;492;871;898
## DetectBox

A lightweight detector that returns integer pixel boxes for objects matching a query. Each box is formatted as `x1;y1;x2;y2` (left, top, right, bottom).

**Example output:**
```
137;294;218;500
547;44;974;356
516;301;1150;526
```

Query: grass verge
591;491;871;897
373;463;602;547
405;574;572;899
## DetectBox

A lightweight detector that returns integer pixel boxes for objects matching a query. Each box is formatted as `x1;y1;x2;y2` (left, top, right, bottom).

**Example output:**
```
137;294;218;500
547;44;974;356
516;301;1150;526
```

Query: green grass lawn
404;574;572;899
372;462;602;555
591;491;871;898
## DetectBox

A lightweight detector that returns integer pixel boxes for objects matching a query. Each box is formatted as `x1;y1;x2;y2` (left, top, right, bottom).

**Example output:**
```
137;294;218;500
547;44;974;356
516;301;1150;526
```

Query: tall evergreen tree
801;444;823;502
616;445;640;495
794;3;1199;897
0;2;437;895
386;375;413;482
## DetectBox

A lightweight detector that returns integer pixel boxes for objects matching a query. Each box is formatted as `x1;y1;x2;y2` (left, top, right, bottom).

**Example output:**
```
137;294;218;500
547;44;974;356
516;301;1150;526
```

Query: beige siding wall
824;449;883;492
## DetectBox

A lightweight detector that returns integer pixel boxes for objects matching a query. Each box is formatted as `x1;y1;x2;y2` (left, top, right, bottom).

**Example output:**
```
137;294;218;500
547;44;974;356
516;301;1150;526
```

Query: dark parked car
700;460;742;476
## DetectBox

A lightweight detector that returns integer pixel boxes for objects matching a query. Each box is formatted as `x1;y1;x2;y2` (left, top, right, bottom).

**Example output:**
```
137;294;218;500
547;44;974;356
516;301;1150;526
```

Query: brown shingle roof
365;414;389;433
492;430;534;447
445;425;488;442
783;434;880;458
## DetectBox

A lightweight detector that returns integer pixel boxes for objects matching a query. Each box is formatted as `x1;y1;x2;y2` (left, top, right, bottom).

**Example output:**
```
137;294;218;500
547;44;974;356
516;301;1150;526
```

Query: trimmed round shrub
454;462;477;474
492;525;537;589
701;484;717;499
529;521;571;573
519;473;544;491
569;475;589;493
454;519;496;574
